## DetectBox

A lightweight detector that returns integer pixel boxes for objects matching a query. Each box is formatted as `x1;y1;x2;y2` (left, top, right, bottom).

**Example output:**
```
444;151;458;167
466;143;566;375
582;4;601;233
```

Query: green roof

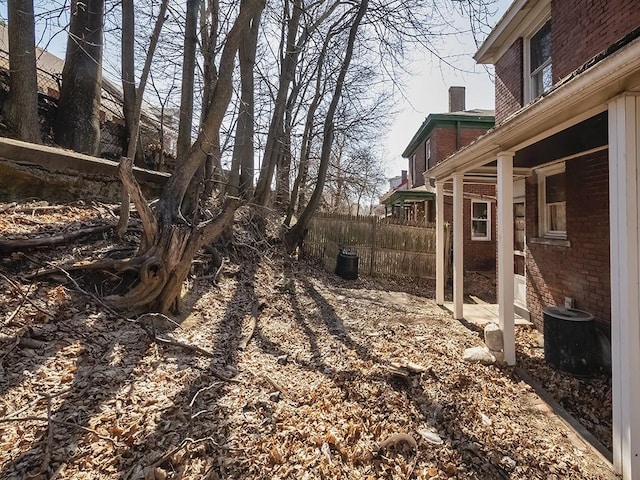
401;109;495;158
381;186;435;206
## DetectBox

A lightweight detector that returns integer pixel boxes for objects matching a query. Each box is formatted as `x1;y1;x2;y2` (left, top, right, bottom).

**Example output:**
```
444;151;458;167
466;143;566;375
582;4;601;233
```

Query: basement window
471;200;491;241
537;163;566;239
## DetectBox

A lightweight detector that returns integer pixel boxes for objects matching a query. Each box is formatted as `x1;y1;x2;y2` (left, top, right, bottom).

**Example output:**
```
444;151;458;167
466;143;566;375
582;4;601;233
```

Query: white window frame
409;154;416;187
523;14;552;103
425;138;431;161
537;162;566;239
471;200;491;241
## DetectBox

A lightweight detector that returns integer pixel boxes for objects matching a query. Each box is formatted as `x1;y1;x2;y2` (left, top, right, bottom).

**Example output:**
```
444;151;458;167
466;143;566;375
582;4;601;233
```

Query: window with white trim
537;163;566;239
425;139;431;161
527;20;552;100
471;200;491;241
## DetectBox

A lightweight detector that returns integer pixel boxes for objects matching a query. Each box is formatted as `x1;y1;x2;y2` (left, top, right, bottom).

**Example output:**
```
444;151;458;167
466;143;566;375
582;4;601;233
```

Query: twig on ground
197;257;227;284
23;255;124;320
149;436;232;470
189;382;223;409
0;272;54;320
1;389;71;420
0;416;123;447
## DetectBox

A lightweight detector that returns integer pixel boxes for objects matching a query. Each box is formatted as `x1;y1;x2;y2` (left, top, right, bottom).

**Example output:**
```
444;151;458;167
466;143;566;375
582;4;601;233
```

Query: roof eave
427;37;640;182
401;113;495;158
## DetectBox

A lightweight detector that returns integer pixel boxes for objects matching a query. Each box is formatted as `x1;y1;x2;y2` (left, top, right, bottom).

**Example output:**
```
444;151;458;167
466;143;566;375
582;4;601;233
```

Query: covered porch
428;36;640;478
380;185;435;223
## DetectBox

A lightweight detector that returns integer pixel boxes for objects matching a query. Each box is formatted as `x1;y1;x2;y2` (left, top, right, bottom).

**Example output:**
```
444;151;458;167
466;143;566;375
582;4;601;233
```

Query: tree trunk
200;0;220;200
229;0;263;198
111;0;264;313
177;0;200;162
54;0;104;155
285;0;369;252
121;0;138;164
5;0;40;144
106;199;238;313
116;0;169;239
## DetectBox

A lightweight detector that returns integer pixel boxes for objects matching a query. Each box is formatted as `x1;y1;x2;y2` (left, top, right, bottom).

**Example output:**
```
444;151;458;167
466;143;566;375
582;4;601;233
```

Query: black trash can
335;250;358;280
543;307;597;376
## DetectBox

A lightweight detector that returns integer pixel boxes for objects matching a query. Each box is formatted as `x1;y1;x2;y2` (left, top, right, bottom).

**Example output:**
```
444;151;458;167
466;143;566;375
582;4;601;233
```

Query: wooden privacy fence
303;213;451;280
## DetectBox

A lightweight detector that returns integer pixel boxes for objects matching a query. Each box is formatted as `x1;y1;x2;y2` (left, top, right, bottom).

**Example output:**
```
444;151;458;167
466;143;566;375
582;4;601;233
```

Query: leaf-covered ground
0;201;616;479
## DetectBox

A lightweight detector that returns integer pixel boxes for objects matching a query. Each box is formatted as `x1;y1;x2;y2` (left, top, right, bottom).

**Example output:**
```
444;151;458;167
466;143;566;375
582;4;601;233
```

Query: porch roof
380;185;435;206
427;34;640;183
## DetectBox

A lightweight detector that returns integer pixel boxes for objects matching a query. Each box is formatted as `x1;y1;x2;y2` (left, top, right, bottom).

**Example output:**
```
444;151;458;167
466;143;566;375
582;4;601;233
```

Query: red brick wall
494;38;523;124
429;126;494;170
409;146;426;188
525;150;610;330
552;0;640;80
443;183;497;272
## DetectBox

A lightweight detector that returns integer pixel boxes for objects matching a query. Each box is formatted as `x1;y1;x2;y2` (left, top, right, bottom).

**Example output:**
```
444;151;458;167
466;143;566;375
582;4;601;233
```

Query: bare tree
228;0;263;198
109;0;265;312
5;0;40;144
285;0;369;252
253;0;339;206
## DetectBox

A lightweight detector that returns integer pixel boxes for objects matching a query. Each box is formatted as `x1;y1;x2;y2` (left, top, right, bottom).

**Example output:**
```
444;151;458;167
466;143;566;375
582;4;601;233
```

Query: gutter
427;36;640;182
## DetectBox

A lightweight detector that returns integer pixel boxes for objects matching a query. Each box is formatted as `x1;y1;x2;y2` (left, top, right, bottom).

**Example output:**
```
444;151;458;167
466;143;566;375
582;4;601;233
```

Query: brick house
425;1;640;476
383;87;496;270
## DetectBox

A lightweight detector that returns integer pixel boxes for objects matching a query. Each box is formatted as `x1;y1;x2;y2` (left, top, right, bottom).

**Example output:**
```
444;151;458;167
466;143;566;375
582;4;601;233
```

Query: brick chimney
449;86;466;112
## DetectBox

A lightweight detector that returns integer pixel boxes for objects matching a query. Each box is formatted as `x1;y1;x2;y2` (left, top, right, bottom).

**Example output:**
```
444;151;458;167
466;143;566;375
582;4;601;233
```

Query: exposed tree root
0;224;114;253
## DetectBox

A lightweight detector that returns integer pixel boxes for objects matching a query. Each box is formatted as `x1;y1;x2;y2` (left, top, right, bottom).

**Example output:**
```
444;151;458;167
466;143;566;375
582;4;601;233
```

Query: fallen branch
1;389;71;420
0;224;114;253
150;334;238;383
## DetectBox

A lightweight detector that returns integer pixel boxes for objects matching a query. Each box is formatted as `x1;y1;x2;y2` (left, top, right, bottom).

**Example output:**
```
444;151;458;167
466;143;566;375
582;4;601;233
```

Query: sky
383;0;512;176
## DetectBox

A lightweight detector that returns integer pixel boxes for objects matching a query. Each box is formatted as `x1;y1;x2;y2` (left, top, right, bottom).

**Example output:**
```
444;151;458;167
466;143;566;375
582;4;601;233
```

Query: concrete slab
443;301;532;327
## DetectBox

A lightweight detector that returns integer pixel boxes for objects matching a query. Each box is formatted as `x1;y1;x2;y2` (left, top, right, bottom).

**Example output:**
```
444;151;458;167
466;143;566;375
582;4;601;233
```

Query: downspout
456;120;461;150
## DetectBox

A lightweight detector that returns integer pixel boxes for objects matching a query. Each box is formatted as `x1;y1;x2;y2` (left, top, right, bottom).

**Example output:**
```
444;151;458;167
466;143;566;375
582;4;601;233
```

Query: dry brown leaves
0;201;616;479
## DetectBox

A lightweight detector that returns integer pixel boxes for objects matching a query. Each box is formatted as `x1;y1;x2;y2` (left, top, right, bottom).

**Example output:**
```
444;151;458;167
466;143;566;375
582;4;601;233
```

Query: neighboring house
388;170;408;191
425;1;640;476
0;25;177;167
384;86;495;270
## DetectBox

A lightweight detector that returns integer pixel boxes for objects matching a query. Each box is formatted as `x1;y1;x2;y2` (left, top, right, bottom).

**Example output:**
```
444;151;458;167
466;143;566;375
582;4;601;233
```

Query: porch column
435;181;445;305
453;173;464;319
609;93;640;478
497;151;515;366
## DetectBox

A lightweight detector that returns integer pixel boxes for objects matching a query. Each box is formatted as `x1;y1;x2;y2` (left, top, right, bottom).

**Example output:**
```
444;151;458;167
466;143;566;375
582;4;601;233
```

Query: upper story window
410;154;416;187
425;139;431;161
471;200;491;241
537;162;566;239
528;20;552;100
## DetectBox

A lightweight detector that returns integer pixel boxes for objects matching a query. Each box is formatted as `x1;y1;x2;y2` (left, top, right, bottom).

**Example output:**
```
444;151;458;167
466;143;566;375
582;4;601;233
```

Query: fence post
370;216;377;275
